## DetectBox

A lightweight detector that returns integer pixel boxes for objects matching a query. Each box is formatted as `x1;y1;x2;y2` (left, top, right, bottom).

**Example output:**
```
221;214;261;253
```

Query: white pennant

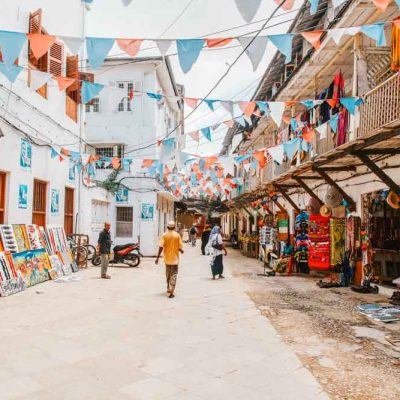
156;40;173;56
244;163;251;173
106;86;126;111
30;69;52;92
121;0;134;6
238;36;268;71
234;0;262;22
61;36;84;54
316;122;328;139
332;0;347;8
220;101;234;116
219;155;235;176
267;145;284;165
328;27;360;45
267;102;285;127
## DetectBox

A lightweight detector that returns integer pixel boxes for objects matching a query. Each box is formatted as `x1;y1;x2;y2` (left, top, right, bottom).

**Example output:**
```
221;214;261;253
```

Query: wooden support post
293;176;323;206
272;198;286;213
275;185;300;213
359;148;400;155
319;166;357;172
356;154;400;193
315;169;356;210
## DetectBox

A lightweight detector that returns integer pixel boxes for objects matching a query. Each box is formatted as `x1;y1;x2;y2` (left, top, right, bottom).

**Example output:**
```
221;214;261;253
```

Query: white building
84;57;184;256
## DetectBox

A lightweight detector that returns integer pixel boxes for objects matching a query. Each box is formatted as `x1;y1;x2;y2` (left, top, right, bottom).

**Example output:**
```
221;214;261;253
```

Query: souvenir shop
0;224;77;297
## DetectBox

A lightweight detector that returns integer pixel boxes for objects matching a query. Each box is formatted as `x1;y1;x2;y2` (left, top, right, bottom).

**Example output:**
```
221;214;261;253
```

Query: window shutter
28;9;42;63
49;41;64;77
79;72;95;104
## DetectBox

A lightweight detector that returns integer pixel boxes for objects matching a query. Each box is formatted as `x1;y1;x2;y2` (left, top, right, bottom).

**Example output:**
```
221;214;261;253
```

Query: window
86;98;100;113
64;187;74;235
95;145;125;169
32;179;47;227
116;207;133;237
117;81;141;112
0;172;6;224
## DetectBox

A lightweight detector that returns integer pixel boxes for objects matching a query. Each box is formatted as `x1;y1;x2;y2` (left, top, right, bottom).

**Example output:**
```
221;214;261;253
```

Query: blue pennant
176;39;205;73
268;33;294;64
307;0;319;15
81;81;104;104
146;92;163;101
201;127;212;141
283;138;300;159
0;62;23;83
204;99;217;111
339;97;363;115
329;114;339;133
361;23;386;47
86;37;115;70
0;31;26;65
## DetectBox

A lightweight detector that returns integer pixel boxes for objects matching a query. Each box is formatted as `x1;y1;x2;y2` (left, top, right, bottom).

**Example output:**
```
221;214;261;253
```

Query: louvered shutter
49;41;63;77
28;9;42;63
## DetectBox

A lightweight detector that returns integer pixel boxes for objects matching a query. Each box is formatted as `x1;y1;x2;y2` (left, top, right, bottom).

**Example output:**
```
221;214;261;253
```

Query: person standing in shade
155;221;184;298
208;226;227;279
201;225;211;255
97;222;112;279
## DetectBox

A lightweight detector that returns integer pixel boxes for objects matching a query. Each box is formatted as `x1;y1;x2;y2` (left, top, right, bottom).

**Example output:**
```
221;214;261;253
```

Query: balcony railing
358;73;400;137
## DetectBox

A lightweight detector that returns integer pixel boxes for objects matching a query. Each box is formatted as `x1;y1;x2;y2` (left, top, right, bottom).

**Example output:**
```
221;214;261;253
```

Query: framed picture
18;184;28;209
68;161;75;182
51;189;60;215
20;139;32;170
141;203;154;220
116;187;129;203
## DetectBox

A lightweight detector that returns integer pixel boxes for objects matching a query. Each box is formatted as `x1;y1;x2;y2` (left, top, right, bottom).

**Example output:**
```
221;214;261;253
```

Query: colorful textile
330;218;346;266
166;265;178;292
391;18;400;71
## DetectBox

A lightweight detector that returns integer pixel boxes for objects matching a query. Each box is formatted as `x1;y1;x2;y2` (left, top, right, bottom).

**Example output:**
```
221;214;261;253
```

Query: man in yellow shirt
155;221;184;298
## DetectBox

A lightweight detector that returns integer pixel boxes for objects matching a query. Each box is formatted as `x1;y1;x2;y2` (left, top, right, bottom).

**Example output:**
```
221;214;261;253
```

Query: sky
86;0;300;155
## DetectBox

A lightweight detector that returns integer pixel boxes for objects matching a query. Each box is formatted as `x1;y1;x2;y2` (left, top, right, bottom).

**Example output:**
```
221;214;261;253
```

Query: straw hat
387;191;400;209
307;197;320;215
325;186;343;207
320;205;332;217
167;221;176;229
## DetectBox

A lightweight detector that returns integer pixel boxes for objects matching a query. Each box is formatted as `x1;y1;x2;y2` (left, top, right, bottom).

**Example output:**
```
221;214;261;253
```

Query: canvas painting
141;203;154;220
0;252;26;297
26;224;43;250
58;252;73;275
12;224;30;252
20;139;32;170
51;189;60;215
0;225;18;253
48;254;64;279
116;187;129;203
12;249;51;287
18;184;28;209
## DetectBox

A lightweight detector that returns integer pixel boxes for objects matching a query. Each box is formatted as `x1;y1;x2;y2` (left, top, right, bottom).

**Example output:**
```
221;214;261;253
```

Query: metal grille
32;179;47;227
86;98;100;113
116;207;133;237
117;82;135;112
64;187;74;235
96;147;114;158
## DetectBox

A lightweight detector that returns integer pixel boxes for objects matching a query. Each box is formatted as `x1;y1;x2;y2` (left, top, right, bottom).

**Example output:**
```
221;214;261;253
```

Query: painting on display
20;139;32;170
0;252;25;297
68;161;75;182
116;187;129;203
12;249;51;287
26;225;43;250
58;252;73;275
141;203;154;221
48;254;64;279
18;184;28;209
0;225;18;253
12;225;30;252
51;189;60;216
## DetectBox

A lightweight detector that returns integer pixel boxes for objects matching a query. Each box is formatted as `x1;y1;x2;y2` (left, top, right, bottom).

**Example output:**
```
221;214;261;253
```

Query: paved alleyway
0;242;327;400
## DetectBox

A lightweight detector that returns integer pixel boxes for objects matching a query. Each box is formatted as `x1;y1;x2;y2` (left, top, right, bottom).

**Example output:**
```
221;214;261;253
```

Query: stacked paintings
0;252;25;296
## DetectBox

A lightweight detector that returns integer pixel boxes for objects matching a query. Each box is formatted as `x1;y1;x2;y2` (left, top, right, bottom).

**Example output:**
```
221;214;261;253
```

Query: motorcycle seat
113;243;138;252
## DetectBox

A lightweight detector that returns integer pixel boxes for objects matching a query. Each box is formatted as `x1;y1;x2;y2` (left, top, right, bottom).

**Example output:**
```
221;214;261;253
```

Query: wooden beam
358;148;400;155
293;176;323;206
297;176;322;180
272;198;286;213
319;166;357;172
315;168;356;210
356;154;400;193
275;185;300;213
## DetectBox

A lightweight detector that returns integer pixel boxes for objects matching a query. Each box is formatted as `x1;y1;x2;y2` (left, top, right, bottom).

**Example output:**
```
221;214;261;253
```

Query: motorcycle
230;233;239;249
92;243;143;267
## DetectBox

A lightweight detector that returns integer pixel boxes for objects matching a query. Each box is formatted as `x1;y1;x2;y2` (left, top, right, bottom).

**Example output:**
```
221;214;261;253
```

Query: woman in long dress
208;226;227;279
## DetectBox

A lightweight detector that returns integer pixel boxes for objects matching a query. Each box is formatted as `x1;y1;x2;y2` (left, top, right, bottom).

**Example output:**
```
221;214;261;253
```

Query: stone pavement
0;242;328;400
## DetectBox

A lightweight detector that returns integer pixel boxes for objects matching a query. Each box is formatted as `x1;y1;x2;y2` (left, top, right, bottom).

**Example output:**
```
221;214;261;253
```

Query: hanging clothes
337;106;348;146
391;18;400;71
333;71;345;100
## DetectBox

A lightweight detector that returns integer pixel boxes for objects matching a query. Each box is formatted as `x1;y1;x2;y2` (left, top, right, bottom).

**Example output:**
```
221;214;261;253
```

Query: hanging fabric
391;19;400;71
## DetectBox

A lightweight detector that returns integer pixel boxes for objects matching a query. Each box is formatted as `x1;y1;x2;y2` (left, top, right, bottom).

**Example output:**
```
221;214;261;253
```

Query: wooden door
64;187;74;235
0;172;6;224
32;179;47;227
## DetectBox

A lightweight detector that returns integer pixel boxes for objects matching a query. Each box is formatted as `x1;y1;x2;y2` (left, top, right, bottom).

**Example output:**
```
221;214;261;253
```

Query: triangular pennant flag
301;30;324;50
188;130;200;142
55;76;75;91
201;127;212;141
328;27;360;46
146;92;163;101
332;0;347;7
142;159;155;168
326;98;337;108
307;0;319;14
30;69;52;91
28;34;56;60
339;97;363;115
268;33;294;64
86;37;115;69
81;81;104;104
329;114;339;133
361;23;386;46
106;86;126;110
256;101;269;114
372;0;391;11
204;99;217;111
223;119;234;128
238;36;268;71
220;101;234;116
0;62;23;83
51;147;59;159
176;39;204;73
238;101;256;117
116;39;143;57
302;128;315;143
253;150;266;168
156;40;173;56
60;36;84;54
184;97;198;109
283;138;300;159
267;102;285;127
0;31;26;65
121;0;133;6
206;38;234;48
275;0;295;11
234;0;262;22
316;122;328;139
211;122;221;130
267;145;284;164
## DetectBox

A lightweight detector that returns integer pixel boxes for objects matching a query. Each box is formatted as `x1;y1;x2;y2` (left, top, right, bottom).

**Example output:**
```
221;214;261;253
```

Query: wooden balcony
358;73;400;137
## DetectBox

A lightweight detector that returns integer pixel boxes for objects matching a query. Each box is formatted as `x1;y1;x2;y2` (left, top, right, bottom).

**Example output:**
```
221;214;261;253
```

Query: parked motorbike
92;243;142;267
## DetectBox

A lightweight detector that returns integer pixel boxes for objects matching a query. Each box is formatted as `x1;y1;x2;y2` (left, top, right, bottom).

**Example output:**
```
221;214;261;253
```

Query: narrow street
0;242;327;400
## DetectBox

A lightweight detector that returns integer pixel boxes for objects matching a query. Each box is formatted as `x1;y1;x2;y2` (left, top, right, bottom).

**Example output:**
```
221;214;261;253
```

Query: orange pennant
142;159;155;168
203;156;218;170
326;99;337;108
55;76;75;91
60;148;70;156
301;30;324;50
282;115;291;125
223;119;234;128
284;101;297;107
302;128;315;143
372;0;391;12
28;34;56;60
253;150;266;168
116;39;144;57
111;157;121;170
184;97;198;109
238;101;256;117
275;0;294;11
206;38;234;48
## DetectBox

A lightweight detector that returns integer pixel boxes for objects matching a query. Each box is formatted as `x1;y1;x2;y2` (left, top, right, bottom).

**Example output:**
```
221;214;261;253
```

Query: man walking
97;222;112;279
155;221;184;298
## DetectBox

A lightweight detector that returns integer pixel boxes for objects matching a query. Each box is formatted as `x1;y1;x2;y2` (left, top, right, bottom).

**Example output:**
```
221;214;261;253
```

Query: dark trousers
201;240;207;255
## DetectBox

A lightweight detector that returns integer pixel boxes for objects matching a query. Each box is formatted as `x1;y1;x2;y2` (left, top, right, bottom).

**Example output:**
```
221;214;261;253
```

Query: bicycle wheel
85;244;97;261
72;246;88;264
92;255;101;266
124;253;141;267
